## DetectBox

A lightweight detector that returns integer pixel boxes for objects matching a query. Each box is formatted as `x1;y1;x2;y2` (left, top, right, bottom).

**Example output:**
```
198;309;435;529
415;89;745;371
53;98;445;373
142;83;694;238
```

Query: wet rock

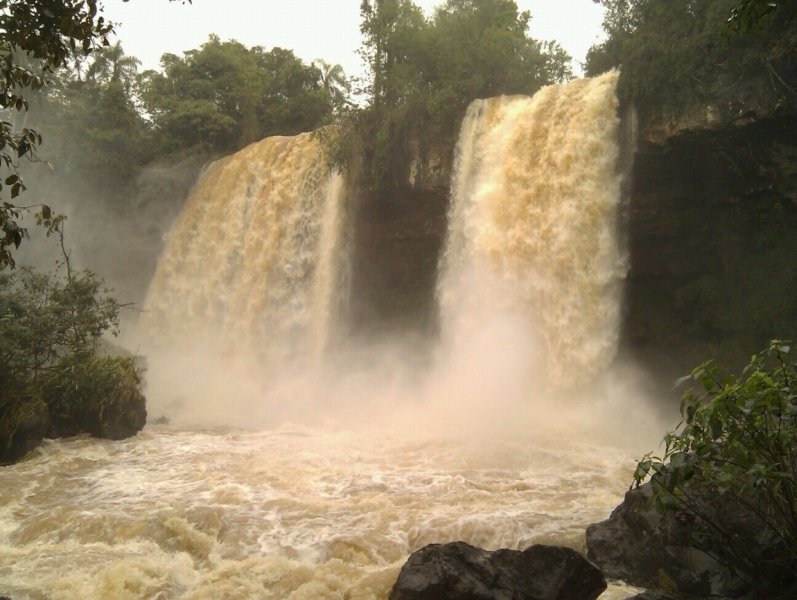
389;541;606;600
622;110;797;385
586;483;795;598
624;592;686;600
586;485;730;597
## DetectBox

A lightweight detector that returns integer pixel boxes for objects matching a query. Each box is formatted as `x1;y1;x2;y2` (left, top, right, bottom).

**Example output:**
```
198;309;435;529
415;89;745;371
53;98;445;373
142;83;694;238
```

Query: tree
326;0;571;191
634;341;797;593
313;59;352;114
84;40;141;92
139;36;331;157
422;0;571;145
0;266;145;463
585;0;797;113
0;0;188;270
359;0;427;115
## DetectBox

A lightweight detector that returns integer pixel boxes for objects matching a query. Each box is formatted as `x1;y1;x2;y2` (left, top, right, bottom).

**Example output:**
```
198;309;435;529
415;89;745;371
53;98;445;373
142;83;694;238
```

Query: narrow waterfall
439;72;626;389
142;133;347;366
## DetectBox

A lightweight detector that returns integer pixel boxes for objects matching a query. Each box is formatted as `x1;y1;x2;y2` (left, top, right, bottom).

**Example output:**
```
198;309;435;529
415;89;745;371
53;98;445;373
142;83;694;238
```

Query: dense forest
324;0;572;192
585;0;797;120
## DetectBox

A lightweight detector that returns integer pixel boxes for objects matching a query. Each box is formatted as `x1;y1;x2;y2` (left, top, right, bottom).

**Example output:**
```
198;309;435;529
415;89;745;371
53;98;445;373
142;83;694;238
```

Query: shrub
42;355;146;440
634;341;797;590
0;267;145;463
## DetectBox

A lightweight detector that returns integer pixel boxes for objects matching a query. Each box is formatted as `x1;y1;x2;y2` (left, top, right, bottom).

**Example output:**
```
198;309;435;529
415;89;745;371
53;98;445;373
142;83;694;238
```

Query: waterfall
439;72;627;389
141;133;347;366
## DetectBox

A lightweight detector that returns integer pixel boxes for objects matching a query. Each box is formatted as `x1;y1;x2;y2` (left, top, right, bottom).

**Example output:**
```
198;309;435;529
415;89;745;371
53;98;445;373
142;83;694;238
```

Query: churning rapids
1;72;660;599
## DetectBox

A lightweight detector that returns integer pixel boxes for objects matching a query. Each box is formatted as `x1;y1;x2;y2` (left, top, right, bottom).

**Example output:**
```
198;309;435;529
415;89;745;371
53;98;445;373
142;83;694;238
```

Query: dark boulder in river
586;483;796;598
389;541;606;600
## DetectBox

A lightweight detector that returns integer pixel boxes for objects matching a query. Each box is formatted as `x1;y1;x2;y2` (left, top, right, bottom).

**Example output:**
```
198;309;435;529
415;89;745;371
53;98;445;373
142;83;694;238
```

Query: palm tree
85;41;141;93
312;59;351;112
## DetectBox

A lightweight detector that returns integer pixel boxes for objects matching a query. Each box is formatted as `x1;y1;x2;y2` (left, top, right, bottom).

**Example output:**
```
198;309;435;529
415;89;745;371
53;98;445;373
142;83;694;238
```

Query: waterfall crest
439;72;627;388
142;133;347;365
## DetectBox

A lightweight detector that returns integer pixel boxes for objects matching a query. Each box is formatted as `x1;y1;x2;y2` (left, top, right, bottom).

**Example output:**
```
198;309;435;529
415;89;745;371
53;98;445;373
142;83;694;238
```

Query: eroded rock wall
342;88;797;387
622;108;797;381
345;184;449;343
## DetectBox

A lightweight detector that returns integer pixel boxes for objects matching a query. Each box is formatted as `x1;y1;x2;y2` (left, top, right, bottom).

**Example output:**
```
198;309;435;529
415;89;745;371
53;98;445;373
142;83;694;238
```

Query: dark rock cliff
622;105;797;382
344;86;797;386
346;184;449;343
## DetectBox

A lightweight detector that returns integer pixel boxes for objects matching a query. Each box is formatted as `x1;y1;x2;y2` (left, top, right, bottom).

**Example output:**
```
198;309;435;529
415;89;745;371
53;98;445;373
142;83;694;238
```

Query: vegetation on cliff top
320;0;573;193
585;0;797;119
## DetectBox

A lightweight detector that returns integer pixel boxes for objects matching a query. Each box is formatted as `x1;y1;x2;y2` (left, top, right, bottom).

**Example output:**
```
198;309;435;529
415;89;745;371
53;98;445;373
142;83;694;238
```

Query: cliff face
346;182;449;343
623;105;797;380
345;85;797;384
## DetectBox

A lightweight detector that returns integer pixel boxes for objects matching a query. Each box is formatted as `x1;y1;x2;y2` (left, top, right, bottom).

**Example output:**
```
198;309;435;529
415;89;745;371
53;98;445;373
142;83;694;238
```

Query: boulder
586;483;795;598
389;541;606;600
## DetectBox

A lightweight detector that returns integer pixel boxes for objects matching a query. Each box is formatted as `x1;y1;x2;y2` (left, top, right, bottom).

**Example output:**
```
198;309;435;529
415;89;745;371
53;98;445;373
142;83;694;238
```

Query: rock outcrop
622;106;797;383
586;483;796;599
1;357;147;465
389;541;606;600
347;185;449;342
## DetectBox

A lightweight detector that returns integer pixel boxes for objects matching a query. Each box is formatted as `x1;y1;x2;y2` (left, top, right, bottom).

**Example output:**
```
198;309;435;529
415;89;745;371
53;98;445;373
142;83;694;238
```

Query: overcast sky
101;0;606;79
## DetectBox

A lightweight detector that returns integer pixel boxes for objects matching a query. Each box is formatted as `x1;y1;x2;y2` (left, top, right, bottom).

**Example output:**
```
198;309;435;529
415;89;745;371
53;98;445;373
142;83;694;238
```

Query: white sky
101;0;606;79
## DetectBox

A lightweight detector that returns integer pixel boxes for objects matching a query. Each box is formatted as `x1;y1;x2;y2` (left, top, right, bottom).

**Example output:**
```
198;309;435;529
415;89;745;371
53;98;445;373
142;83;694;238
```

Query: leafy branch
634;341;797;591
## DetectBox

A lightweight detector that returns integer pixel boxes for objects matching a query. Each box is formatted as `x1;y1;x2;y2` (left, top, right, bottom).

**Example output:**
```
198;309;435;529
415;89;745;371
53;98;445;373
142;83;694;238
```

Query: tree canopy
327;0;572;192
139;36;333;156
585;0;797;116
0;0;190;270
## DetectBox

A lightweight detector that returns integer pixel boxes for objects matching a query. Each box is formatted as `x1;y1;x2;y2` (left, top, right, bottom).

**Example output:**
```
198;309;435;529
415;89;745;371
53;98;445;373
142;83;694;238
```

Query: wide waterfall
0;75;656;600
439;71;626;389
142;133;347;367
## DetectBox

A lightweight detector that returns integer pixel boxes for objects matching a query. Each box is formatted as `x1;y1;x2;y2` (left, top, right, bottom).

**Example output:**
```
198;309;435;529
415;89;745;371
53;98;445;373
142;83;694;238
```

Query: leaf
670;451;685;469
4;174;18;185
673;374;692;389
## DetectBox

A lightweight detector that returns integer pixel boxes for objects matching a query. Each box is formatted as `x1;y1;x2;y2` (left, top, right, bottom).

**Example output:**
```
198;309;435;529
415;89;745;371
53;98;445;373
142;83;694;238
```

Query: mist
0;70;678;600
127;72;673;459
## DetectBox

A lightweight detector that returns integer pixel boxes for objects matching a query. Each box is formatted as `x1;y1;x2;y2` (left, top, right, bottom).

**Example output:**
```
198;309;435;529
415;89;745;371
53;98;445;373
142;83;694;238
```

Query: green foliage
138;36;334;157
0;0;188;270
42;354;145;440
585;0;797;115
327;0;572;192
0;266;144;457
725;0;796;35
634;341;797;588
0;267;121;379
